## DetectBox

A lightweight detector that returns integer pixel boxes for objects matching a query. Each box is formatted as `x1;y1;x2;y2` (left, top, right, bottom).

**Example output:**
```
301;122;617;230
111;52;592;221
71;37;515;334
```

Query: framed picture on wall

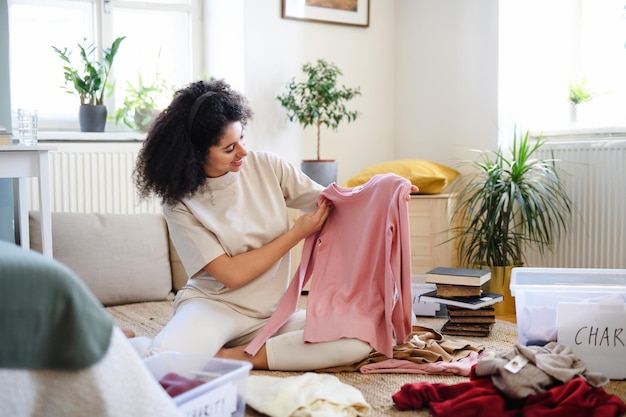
282;0;370;28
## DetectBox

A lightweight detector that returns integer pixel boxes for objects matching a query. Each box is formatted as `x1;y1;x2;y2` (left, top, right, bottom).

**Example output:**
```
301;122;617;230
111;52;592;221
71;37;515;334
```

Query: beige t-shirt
164;151;323;318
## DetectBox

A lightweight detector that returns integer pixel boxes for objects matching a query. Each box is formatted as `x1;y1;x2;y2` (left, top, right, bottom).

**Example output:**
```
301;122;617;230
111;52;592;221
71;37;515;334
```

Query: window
7;0;202;132
499;0;626;137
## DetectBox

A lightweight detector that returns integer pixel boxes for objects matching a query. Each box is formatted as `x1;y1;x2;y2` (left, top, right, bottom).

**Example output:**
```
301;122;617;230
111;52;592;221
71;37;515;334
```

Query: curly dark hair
134;79;253;206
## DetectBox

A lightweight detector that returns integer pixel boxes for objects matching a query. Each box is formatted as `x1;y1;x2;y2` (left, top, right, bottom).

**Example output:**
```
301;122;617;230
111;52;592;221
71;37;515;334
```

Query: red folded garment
392;378;519;417
392;376;626;417
159;372;206;397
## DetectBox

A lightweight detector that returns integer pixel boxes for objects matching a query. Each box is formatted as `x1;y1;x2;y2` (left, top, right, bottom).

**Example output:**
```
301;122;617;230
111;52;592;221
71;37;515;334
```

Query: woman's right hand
292;199;333;239
204;199;333;289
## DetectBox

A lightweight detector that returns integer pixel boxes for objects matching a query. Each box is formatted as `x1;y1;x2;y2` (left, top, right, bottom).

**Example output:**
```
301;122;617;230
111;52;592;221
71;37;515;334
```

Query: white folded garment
246;372;371;417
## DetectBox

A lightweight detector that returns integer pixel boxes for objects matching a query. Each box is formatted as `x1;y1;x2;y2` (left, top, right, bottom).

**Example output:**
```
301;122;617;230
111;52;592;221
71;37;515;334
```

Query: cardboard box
510;267;626;379
144;353;252;417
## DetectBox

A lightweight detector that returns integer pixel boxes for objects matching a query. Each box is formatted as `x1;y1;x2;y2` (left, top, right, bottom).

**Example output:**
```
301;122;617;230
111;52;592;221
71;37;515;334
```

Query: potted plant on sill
448;129;573;315
277;58;361;186
568;77;593;125
52;36;125;132
114;71;175;133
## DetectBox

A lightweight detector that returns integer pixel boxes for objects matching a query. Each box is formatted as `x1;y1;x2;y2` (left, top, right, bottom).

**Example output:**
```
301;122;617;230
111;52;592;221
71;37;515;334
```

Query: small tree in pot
277;58;361;185
52;36;125;132
449;129;573;315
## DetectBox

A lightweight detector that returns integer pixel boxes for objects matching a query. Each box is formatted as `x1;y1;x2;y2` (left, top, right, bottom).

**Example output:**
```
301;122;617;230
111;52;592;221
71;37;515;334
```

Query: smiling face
203;121;248;178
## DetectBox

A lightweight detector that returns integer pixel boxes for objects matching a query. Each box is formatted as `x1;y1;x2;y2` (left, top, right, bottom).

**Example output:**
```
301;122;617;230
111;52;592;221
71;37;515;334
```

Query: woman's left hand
406;184;419;201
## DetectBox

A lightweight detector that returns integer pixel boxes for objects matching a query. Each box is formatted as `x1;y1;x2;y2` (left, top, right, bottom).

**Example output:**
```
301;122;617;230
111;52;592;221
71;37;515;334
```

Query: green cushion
0;241;112;370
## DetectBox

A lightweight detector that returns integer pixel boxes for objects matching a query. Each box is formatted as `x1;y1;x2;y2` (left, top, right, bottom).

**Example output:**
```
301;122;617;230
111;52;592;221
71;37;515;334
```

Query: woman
131;79;373;371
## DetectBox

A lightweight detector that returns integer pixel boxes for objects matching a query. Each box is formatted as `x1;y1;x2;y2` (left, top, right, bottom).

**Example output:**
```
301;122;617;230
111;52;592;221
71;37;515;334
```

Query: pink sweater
245;173;413;358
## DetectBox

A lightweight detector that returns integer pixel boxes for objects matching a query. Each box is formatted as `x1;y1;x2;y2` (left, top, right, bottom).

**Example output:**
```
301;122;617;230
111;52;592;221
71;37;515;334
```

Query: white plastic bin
411;274;446;317
511;267;626;346
144;353;252;417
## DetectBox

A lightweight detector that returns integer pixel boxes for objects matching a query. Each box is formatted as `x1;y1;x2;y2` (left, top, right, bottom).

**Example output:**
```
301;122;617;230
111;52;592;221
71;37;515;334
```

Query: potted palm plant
52;36;125;132
449;129;573;315
277;58;361;185
114;72;174;133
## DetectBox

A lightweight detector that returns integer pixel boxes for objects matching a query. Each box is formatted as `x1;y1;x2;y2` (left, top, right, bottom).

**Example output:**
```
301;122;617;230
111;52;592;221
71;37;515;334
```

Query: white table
0;145;56;257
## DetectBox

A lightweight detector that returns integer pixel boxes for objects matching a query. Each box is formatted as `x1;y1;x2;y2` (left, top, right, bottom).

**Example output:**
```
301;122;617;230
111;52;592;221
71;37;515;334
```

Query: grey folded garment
474;341;609;399
0;241;112;370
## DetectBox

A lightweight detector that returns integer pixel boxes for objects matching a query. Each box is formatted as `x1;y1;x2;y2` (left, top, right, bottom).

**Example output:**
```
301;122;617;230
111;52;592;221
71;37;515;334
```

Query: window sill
530;126;626;140
37;131;145;142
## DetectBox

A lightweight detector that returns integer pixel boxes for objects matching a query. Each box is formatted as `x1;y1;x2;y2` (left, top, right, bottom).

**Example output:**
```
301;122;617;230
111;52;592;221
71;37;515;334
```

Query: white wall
207;0;499;184
394;0;499;172
243;0;397;184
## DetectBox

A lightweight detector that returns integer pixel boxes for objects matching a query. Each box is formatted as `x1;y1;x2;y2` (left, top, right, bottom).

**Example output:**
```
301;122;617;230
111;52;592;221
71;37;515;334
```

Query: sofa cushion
343;159;460;194
30;212;173;306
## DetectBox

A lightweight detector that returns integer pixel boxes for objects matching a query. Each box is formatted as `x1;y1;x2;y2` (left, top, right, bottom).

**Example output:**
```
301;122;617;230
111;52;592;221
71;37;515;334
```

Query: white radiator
29;143;161;215
524;138;626;269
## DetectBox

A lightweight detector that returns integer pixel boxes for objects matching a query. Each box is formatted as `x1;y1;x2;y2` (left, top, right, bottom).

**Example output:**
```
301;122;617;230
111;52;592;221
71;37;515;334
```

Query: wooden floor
496;313;517;323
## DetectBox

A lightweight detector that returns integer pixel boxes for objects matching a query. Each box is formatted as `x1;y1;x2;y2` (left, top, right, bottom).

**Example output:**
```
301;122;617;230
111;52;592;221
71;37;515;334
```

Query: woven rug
107;300;626;417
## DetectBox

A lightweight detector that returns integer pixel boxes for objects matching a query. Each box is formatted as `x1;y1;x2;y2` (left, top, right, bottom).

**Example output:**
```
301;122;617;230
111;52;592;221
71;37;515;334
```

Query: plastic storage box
144;353;252;417
510;267;626;379
510;267;626;346
411;275;447;317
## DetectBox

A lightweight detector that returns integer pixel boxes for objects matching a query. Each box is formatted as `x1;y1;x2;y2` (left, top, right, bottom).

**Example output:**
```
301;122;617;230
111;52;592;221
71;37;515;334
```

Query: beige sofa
30;211;188;309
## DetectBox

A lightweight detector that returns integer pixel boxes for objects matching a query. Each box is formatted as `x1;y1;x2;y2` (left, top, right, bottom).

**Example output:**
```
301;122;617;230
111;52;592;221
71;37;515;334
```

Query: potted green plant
449;129;573;315
568;77;593;125
52;36;125;132
114;72;174;133
277;58;361;185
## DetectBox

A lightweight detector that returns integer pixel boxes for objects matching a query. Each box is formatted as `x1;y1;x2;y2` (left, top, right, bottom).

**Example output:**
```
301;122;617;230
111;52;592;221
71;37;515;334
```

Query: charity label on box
557;302;626;380
177;380;237;417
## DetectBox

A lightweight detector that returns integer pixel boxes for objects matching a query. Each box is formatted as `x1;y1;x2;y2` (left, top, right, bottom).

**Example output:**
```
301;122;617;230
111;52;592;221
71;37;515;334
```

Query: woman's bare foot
121;327;136;338
215;344;268;369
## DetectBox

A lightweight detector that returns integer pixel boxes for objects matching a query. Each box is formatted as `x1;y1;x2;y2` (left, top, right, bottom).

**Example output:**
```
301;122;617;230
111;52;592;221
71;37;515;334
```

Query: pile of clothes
392;342;626;417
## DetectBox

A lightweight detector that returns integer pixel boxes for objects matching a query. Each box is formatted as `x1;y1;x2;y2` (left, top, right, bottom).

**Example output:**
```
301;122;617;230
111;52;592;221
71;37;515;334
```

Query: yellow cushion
343;159;460;194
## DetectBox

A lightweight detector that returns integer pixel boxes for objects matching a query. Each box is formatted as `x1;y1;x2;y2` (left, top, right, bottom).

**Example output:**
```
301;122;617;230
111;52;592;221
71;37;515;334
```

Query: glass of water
18;108;38;146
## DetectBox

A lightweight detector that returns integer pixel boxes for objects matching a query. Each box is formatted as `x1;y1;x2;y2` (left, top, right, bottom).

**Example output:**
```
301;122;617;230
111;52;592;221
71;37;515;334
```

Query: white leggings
131;296;372;371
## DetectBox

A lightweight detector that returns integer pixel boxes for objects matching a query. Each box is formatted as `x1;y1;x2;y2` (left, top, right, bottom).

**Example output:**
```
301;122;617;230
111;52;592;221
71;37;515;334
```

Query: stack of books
419;267;503;337
441;306;496;337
